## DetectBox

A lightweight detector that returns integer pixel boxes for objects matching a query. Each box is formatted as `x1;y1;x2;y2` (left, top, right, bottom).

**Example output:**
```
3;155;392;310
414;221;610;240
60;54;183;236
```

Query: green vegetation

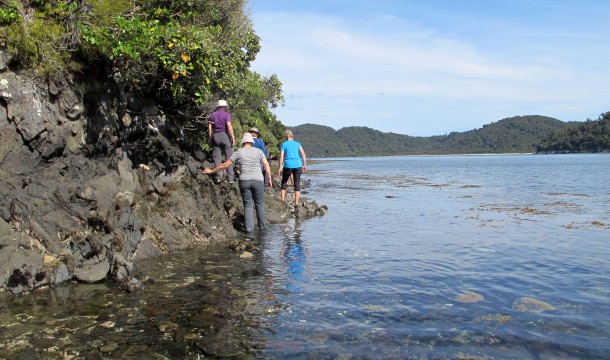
0;0;286;152
537;111;610;153
2;1;608;158
293;115;581;157
0;2;20;25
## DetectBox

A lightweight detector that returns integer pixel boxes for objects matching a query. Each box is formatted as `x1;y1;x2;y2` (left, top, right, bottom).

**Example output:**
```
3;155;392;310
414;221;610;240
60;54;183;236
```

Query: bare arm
207;122;213;143
202;158;234;175
299;146;307;172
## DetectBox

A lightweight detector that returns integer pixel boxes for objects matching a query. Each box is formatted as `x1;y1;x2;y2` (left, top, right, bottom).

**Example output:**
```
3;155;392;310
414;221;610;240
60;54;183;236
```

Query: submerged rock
455;291;485;303
512;296;557;313
99;342;119;353
157;322;179;332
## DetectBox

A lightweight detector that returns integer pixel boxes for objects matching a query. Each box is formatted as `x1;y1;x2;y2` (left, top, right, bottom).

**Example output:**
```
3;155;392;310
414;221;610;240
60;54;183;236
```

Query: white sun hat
241;132;254;144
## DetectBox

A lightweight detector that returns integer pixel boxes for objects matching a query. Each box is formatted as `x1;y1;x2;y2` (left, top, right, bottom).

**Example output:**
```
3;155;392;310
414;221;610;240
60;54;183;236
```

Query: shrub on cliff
0;0;285;151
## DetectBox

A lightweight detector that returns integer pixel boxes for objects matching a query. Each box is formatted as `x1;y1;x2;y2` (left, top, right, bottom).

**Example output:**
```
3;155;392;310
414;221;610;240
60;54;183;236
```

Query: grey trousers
212;132;234;181
239;180;267;232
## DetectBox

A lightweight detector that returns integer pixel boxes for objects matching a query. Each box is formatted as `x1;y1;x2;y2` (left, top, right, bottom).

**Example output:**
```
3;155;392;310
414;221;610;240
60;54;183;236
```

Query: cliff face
0;50;325;295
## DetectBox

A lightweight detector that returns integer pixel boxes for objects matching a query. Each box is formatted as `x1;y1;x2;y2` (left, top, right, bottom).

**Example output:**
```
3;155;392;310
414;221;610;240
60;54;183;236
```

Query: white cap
216;99;228;108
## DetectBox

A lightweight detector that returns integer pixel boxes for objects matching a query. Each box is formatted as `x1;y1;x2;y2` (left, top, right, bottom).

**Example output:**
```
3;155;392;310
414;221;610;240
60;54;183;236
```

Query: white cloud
251;8;610;135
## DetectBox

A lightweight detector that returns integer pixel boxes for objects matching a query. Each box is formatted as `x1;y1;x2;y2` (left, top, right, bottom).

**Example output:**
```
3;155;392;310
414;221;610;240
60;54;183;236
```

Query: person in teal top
278;130;307;205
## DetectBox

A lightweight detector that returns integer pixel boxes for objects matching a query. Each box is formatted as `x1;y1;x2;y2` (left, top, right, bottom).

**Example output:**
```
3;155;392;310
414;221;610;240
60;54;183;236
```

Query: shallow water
256;154;610;359
1;154;609;359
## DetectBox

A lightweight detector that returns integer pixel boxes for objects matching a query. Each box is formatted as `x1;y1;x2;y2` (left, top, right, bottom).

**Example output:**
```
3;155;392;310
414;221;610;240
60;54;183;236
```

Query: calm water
256;154;610;359
1;154;609;359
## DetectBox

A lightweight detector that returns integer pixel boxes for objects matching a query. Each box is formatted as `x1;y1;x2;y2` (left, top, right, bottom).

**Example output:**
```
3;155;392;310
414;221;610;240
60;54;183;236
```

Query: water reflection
278;220;308;293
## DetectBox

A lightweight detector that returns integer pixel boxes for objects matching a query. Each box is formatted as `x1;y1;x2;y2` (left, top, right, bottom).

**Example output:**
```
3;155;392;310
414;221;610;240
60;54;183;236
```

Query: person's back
208;100;235;183
278;130;307;205
209;109;230;133
281;139;303;168
233;146;265;181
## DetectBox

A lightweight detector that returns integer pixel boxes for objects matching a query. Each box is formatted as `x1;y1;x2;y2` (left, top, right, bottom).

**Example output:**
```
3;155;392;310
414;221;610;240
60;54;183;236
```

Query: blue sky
248;0;610;136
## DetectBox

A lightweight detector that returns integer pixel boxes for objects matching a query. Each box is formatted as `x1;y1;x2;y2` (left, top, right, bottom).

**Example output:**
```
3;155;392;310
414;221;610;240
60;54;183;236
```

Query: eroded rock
0;68;327;295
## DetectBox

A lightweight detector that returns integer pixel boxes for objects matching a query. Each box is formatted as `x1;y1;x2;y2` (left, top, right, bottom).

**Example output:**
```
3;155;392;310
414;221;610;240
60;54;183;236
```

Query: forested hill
537;111;610;153
291;115;579;157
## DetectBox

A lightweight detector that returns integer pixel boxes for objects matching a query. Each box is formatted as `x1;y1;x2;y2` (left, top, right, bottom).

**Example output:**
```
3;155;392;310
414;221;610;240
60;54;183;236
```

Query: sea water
1;153;609;359
256;153;610;359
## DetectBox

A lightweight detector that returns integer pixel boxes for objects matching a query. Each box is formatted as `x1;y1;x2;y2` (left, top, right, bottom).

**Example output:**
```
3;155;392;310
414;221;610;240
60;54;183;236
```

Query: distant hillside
431;115;578;154
291;115;579;157
537;111;610;153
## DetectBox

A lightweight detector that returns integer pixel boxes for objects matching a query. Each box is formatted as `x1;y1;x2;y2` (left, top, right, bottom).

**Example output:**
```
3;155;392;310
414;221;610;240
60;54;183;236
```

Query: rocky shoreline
0;56;326;295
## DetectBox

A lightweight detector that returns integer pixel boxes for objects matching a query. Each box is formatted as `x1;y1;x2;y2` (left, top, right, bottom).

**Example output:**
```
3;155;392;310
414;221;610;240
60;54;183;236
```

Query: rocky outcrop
0;51;326;295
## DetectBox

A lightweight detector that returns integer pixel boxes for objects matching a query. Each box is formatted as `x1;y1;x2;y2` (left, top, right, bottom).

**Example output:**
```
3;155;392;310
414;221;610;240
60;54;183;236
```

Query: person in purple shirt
208;100;235;183
278;130;307;205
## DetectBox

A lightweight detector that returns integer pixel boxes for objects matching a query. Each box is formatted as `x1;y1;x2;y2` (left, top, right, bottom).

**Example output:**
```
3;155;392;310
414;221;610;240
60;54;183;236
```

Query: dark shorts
280;167;303;191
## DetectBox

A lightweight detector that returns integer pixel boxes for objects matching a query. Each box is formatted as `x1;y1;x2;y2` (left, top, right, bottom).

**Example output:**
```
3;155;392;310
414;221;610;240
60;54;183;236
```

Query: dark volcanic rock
0;67;325;295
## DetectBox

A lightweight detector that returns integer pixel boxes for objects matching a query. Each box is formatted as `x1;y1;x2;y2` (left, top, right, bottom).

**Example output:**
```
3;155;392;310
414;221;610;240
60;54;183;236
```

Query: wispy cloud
251;4;610;135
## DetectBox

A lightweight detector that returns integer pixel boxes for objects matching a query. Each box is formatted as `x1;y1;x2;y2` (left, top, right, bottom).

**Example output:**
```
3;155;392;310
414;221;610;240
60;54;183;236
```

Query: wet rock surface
0;241;272;359
0;69;326;295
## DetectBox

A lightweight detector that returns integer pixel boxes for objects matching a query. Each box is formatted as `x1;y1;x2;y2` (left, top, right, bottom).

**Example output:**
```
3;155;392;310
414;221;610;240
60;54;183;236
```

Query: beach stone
512;296;556;313
195;333;244;358
121;277;143;292
75;259;110;283
455;291;485;303
99;342;119;353
240;251;254;260
158;322;179;332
